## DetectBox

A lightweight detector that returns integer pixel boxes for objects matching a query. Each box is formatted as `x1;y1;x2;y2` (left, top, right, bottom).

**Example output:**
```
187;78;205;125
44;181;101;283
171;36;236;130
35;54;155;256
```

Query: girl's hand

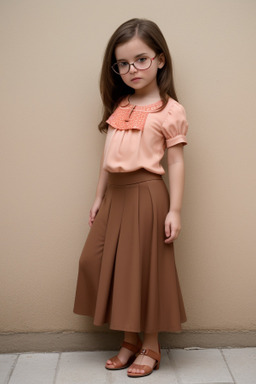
88;197;102;227
164;211;181;244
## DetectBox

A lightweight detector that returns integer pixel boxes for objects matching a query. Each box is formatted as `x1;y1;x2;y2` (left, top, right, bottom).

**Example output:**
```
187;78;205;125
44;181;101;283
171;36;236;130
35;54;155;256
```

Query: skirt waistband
108;169;162;186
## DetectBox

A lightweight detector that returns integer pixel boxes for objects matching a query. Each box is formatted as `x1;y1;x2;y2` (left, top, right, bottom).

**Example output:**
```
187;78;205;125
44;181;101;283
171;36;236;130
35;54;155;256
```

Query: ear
158;53;165;69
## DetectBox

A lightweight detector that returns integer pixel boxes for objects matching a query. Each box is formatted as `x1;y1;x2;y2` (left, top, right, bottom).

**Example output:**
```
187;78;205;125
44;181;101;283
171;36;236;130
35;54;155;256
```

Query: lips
131;77;141;82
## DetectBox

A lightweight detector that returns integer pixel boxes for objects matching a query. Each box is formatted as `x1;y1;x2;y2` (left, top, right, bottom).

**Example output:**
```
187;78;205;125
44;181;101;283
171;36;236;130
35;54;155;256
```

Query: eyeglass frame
111;55;157;75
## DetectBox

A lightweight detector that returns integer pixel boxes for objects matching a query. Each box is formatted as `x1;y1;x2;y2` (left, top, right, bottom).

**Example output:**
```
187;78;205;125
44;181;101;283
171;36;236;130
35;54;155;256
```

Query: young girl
74;18;188;378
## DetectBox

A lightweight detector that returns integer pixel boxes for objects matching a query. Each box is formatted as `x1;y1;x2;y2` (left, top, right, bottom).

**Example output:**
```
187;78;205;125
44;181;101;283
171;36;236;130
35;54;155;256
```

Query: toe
106;360;115;367
128;365;135;373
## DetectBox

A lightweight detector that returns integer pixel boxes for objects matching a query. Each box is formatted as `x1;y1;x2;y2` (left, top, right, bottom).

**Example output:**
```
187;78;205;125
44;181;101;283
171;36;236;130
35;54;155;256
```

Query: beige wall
1;0;256;335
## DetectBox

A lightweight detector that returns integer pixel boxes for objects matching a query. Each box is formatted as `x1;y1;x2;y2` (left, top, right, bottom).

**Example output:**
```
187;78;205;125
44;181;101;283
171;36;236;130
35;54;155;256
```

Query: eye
136;57;147;63
118;61;129;68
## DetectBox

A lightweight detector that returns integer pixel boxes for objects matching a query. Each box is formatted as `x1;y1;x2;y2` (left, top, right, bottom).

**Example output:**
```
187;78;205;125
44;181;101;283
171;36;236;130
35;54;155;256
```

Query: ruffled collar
106;96;163;131
119;96;163;111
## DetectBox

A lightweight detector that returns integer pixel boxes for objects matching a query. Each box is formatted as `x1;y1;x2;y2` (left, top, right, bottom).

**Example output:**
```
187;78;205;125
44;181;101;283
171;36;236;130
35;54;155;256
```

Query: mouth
131;77;142;82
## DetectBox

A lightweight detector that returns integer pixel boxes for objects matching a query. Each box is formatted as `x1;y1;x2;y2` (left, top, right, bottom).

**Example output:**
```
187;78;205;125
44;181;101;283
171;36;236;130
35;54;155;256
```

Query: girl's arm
89;155;109;227
164;144;185;244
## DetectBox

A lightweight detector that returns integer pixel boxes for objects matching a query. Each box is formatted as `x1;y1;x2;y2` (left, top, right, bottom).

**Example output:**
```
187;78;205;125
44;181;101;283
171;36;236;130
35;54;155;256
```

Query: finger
90;210;97;221
165;235;174;244
88;212;94;227
165;222;171;238
165;229;179;244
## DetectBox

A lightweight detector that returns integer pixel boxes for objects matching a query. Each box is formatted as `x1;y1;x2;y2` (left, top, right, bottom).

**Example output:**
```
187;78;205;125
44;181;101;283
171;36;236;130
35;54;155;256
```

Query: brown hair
98;18;178;132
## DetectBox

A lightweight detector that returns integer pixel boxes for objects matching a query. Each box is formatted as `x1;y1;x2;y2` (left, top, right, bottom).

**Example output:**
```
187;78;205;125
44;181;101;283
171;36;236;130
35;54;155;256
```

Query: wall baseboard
0;330;255;353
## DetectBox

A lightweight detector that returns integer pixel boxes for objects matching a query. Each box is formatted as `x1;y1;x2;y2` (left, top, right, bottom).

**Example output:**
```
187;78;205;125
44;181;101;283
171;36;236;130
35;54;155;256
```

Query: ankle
142;343;159;354
124;332;139;345
142;333;159;352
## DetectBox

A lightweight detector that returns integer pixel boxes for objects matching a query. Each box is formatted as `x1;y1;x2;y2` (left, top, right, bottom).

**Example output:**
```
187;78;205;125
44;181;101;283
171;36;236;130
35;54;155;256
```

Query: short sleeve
162;102;188;148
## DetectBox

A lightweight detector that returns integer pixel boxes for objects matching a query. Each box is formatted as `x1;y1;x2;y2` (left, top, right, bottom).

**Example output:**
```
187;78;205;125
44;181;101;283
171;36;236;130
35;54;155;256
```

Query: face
114;36;165;95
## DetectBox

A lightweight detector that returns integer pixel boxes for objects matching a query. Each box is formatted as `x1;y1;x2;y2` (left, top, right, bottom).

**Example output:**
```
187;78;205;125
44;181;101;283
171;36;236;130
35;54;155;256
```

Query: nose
129;63;137;73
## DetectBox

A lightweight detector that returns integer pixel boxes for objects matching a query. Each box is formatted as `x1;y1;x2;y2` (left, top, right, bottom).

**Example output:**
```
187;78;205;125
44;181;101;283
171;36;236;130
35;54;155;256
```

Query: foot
105;336;142;370
127;345;161;377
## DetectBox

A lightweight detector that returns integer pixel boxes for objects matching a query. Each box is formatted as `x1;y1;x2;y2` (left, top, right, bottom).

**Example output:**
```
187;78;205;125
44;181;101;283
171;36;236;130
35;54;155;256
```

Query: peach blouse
103;96;188;175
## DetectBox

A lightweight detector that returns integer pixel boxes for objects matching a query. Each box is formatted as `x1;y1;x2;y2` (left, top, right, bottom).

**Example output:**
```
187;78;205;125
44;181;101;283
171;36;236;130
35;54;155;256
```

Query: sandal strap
122;340;141;353
139;348;161;363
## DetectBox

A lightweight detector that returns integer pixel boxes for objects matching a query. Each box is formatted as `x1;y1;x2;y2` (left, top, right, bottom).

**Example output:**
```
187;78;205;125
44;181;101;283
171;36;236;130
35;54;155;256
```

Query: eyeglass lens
112;57;153;75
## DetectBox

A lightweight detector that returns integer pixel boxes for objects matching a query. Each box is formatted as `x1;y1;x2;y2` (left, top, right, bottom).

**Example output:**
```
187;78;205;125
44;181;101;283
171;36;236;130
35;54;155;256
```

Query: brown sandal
127;345;161;377
105;339;142;370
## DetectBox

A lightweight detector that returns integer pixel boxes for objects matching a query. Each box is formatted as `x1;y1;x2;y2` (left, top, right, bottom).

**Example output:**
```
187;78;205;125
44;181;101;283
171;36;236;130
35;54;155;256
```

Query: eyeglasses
112;55;157;75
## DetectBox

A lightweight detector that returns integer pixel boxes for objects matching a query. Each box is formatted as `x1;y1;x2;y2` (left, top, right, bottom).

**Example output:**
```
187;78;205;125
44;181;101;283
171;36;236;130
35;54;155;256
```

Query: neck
131;89;161;106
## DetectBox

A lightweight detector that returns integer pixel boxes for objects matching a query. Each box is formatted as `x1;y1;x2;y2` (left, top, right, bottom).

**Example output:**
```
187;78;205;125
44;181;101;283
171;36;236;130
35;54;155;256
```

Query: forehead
115;36;154;60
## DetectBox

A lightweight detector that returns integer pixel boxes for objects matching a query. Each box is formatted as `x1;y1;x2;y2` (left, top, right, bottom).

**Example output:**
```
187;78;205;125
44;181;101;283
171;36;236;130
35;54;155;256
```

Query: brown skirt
73;169;186;332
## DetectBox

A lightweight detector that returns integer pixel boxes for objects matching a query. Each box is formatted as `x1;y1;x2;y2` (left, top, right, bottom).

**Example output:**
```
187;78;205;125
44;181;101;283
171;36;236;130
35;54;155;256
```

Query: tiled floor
0;348;256;384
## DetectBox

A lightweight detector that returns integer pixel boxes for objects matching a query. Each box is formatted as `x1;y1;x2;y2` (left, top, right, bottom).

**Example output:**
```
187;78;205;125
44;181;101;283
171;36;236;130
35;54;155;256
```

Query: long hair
98;18;178;132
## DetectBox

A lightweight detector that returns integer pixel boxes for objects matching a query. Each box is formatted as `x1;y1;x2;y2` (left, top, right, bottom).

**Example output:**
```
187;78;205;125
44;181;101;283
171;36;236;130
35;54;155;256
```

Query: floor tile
0;354;18;384
8;353;59;384
222;348;256;384
169;349;234;384
56;352;110;384
56;350;178;384
1;348;256;384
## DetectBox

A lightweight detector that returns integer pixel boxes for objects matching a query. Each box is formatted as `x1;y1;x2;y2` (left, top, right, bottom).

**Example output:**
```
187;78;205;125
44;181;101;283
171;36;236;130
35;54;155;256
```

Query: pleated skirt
73;169;186;332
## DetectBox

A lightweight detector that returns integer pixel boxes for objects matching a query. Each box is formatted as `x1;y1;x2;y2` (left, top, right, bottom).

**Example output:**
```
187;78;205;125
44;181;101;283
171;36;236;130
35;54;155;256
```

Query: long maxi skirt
73;169;187;333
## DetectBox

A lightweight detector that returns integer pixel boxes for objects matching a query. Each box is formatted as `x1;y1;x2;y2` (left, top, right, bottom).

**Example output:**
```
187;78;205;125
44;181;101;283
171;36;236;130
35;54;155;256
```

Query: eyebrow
116;53;148;62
